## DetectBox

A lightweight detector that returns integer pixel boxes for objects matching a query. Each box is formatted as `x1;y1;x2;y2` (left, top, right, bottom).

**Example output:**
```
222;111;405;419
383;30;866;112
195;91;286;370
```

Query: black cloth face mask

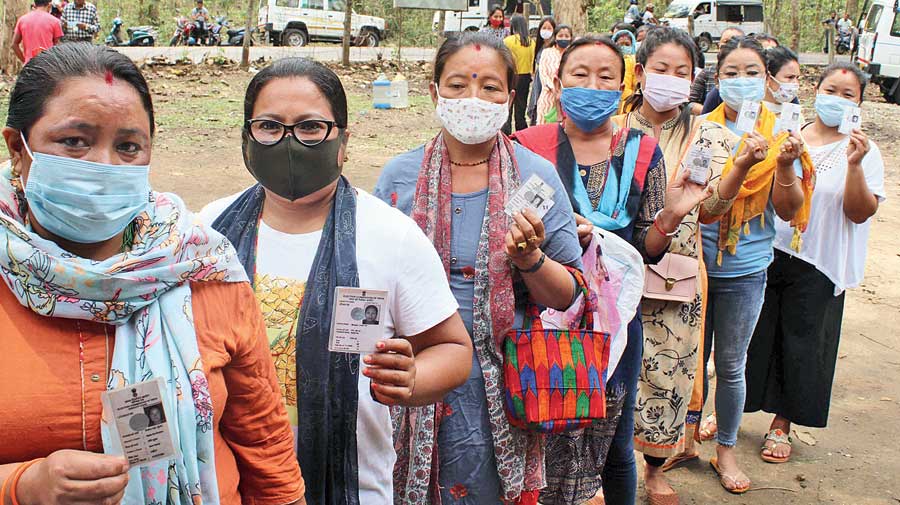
242;130;345;201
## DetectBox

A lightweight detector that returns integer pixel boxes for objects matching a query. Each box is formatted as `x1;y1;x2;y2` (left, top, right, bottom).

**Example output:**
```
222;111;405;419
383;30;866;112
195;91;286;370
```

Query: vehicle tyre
361;29;379;47
890;80;900;105
169;35;180;46
697;34;712;53
282;28;308;47
881;80;898;104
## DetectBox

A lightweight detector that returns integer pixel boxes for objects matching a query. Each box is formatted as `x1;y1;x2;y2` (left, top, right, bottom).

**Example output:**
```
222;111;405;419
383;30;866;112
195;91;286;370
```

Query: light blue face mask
718;77;766;110
21;134;151;244
814;93;858;127
560;87;622;133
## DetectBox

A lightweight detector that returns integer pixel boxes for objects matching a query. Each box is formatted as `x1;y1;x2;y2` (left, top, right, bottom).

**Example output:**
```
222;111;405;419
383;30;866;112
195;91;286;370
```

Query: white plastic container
373;73;392;109
390;74;409;109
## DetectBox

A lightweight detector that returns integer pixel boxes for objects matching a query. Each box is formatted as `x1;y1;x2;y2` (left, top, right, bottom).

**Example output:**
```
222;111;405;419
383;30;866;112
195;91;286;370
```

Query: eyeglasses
246;119;343;147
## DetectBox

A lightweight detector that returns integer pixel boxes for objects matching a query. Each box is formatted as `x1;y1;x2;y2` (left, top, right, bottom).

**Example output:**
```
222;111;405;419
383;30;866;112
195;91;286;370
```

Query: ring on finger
528;235;541;244
516;241;528;252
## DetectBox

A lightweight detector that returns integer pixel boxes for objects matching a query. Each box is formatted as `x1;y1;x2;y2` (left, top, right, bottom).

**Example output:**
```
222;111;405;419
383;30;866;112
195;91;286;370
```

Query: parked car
431;0;546;36
258;0;386;47
660;0;765;52
856;0;900;103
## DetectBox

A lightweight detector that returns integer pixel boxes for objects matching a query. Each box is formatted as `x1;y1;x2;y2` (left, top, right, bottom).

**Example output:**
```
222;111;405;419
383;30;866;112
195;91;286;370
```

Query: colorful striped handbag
502;269;612;433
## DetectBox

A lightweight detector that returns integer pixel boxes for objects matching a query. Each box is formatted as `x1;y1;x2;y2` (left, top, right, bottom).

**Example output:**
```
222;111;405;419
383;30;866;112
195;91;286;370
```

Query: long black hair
817;61;869;102
434;31;517;90
7;43;155;137
716;36;767;76
538;16;557;46
553;24;573;47
625;26;696;141
765;45;799;77
486;5;504;26
509;14;530;47
244;57;348;128
558;35;625;81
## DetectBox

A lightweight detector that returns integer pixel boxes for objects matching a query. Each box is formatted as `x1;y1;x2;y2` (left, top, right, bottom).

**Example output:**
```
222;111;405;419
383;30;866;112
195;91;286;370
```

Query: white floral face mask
435;94;510;145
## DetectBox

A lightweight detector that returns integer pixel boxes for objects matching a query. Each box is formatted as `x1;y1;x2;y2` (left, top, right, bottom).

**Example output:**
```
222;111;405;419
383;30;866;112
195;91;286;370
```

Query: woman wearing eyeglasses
199;58;472;505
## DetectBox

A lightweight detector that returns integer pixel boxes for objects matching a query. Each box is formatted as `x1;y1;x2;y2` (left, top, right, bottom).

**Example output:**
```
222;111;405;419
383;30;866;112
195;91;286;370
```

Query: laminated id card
683;145;712;185
778;103;803;133
505;174;555;219
101;377;177;467
838;106;862;134
329;287;388;354
735;100;761;134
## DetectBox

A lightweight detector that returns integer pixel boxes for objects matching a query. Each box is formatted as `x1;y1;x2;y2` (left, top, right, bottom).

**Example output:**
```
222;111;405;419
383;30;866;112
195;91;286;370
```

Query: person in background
514;35;711;505
837;11;853;32
12;0;63;64
689;26;744;114
624;0;641;26
191;0;210;45
527;16;556;126
535;24;572;124
480;5;510;40
752;32;779;50
60;0;99;42
0;43;305;505
697;36;812;495
200;57;472;505
745;63;884;466
503;14;536;134
615;27;760;505
642;4;658;26
376;32;583;504
613;25;639;113
49;0;66;18
822;11;837;53
636;23;651;44
761;46;801;116
614;28;636;54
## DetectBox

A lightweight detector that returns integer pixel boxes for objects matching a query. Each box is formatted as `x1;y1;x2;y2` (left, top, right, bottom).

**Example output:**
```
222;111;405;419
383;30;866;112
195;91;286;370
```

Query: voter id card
778;103;803;133
101;377;177;467
683;145;712;185
735;100;761;134
505;174;555;219
838;106;862;135
329;287;388;354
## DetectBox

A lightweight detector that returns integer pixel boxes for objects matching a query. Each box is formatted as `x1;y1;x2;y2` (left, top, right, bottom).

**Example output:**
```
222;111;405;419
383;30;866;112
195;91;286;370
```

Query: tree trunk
240;0;257;70
0;0;29;75
554;0;587;36
341;0;353;67
149;0;160;25
845;0;859;18
790;0;800;53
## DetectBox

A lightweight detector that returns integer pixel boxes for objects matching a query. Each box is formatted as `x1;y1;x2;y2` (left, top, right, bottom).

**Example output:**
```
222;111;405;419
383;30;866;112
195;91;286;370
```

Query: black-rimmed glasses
246;119;343;147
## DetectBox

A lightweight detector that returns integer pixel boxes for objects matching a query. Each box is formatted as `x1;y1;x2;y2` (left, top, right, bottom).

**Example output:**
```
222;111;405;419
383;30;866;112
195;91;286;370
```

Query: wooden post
341;0;352;66
827;26;835;64
397;7;402;63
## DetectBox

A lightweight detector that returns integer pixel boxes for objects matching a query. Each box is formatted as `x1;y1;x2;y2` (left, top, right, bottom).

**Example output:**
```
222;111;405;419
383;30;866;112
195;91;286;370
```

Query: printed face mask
718;77;766;110
20;134;150;244
642;71;692;112
769;77;800;104
242;130;345;201
559;87;622;133
814;93;858;127
435;94;509;144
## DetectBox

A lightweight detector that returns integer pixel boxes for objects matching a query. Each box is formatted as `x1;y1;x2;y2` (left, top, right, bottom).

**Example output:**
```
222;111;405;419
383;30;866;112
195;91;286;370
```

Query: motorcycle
224;26;256;46
836;28;852;55
105;17;157;46
169;16;196;46
207;16;229;46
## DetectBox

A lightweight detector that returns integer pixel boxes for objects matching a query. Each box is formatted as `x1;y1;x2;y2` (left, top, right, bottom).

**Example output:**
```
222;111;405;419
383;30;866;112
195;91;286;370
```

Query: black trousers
504;73;532;135
744;250;846;427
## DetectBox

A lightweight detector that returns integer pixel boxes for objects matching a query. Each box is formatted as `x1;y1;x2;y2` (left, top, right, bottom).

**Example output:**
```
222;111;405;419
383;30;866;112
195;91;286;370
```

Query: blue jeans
702;270;767;447
601;314;642;505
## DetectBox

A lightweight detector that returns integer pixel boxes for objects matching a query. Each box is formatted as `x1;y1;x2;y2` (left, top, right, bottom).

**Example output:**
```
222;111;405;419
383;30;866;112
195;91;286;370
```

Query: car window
469;0;479;6
865;4;883;31
744;5;763;22
331;0;345;11
302;0;324;9
276;0;300;7
892;11;900;37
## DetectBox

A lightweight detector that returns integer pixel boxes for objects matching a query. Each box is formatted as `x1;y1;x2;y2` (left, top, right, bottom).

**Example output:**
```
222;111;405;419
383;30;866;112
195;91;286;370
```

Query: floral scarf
393;133;543;504
0;161;247;504
707;103;816;263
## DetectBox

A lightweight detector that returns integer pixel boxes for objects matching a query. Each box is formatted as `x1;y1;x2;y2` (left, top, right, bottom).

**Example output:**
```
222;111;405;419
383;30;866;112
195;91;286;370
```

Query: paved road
114;45;851;66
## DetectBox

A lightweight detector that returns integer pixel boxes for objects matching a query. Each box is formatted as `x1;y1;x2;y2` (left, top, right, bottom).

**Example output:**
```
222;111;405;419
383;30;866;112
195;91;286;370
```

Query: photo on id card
839;106;862;135
736;100;761;134
101;377;177;467
329;287;388;354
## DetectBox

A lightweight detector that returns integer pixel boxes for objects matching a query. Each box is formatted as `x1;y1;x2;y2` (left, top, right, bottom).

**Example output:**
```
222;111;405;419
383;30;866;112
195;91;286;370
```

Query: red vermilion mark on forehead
841;69;848;74
474;44;481;51
104;70;114;85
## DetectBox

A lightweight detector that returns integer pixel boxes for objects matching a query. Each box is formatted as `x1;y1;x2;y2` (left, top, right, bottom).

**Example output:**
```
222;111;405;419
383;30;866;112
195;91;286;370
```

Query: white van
661;0;765;52
856;0;900;103
432;0;547;36
258;0;386;47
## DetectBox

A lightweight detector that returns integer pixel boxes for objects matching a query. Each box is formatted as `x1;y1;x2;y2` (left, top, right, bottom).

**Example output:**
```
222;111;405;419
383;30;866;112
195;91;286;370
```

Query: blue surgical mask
21;134;151;244
814;93;858;127
560;87;622;133
718;77;766;110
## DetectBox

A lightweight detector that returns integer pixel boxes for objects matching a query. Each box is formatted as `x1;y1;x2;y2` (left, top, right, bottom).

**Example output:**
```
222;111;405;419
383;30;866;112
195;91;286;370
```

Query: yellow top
504;34;536;75
619;55;638;114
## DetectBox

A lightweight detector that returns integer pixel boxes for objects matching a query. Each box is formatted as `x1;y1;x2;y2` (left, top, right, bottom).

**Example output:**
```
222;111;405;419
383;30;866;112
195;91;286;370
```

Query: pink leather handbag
643;253;698;304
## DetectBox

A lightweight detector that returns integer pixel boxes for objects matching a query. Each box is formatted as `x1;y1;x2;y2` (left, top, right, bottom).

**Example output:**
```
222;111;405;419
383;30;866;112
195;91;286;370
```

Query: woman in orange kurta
0;44;304;505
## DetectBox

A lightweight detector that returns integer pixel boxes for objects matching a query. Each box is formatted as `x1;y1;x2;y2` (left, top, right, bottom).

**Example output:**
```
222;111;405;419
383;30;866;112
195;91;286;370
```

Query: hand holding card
839;106;862;135
736;100;761;134
329;287;388;354
363;338;417;406
506;174;555;219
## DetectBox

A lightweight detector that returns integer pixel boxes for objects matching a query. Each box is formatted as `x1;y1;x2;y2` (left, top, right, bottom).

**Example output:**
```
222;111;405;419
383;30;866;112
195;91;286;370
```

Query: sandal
760;428;792;463
709;457;751;494
698;413;717;442
647;490;679;505
660;451;699;472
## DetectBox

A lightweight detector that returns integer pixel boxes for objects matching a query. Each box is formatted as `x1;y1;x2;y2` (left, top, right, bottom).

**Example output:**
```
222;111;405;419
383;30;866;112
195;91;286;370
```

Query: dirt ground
0;61;898;504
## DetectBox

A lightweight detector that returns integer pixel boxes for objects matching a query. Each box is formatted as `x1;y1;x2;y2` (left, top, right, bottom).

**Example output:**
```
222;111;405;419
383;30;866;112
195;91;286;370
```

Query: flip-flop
709;457;751;494
698;413;718;441
660;452;700;472
647;490;680;505
760;428;792;464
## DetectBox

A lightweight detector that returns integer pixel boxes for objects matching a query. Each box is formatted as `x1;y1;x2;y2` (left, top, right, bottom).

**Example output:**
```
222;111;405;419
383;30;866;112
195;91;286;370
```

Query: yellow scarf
707;103;815;265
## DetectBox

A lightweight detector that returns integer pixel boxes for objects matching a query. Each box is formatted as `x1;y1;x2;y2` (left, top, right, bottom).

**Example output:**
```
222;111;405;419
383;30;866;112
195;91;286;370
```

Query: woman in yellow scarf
694;36;813;495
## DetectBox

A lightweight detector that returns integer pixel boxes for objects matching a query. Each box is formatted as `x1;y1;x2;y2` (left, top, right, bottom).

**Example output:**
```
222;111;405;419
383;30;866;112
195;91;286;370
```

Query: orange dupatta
706;103;815;265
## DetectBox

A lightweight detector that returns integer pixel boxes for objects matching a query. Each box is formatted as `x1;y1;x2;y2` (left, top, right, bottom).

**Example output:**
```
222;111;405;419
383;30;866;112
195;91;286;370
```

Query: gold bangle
774;175;798;188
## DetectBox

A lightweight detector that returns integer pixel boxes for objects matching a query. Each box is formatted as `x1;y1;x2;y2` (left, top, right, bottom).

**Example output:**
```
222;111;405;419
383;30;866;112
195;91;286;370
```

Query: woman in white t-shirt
745;62;885;465
199;58;472;505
